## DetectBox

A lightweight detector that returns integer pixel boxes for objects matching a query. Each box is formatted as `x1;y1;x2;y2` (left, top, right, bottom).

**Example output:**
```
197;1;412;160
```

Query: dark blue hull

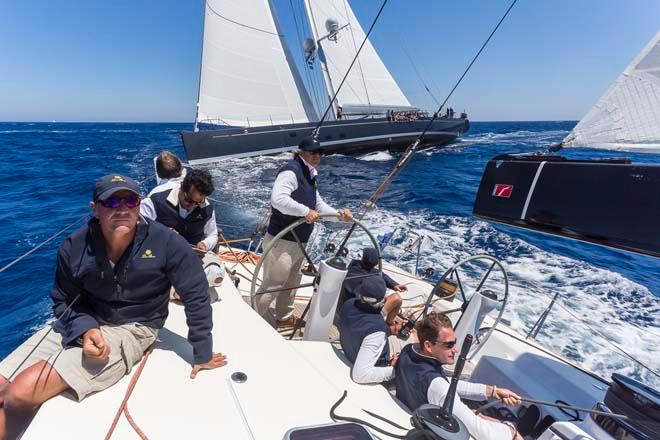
181;117;469;164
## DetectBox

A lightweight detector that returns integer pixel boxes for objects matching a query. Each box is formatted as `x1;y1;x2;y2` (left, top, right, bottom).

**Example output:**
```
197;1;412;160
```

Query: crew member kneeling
338;277;401;384
396;313;523;440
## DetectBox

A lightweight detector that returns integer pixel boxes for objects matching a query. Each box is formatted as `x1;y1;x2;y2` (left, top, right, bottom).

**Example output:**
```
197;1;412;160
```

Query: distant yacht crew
256;136;353;327
396;313;522;440
338;277;402;384
148;150;187;196
141;168;218;252
0;174;226;439
339;247;407;327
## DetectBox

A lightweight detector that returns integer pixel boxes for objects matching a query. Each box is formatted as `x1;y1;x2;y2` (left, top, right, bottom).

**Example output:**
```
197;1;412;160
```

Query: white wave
357;151;394;161
306;207;660;388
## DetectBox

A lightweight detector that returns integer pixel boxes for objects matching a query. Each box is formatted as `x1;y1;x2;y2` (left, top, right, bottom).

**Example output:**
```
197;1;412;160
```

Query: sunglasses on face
433;339;457;349
98;194;141;209
182;191;203;206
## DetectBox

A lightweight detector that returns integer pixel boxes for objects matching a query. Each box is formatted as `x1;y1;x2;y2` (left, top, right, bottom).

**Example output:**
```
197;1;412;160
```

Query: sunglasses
99;194;141;209
433;339;457;349
182;191;203;206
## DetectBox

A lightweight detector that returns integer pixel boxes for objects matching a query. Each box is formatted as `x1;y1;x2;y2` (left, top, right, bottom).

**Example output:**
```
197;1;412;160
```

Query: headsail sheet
563;31;660;153
197;0;317;127
304;0;412;114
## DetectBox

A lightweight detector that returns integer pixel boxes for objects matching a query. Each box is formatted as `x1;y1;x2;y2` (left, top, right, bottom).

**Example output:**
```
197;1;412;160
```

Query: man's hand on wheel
338;208;353;221
190;352;228;379
305;209;320;224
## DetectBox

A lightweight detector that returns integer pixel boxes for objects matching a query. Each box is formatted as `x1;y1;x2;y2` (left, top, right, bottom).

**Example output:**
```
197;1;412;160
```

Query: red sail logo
492;184;513;198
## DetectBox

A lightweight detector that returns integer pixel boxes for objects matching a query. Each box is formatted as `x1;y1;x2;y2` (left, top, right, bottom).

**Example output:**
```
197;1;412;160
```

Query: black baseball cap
93;174;141;201
298;136;322;152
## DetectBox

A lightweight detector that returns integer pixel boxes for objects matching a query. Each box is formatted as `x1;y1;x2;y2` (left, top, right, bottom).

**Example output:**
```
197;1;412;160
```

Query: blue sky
0;0;657;122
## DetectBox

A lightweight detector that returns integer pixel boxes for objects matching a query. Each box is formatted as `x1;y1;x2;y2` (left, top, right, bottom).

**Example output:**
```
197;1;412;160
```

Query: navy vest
338;298;391;367
150;189;213;245
267;156;317;242
395;344;449;410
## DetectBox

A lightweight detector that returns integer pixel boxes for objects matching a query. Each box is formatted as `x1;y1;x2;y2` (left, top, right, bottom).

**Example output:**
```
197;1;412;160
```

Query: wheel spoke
291;229;319;276
475;261;496;293
253;282;315;296
453;268;468;303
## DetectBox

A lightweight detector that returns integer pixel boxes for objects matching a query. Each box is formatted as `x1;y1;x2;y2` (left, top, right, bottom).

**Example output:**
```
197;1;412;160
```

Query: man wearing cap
256;136;353;328
141;168;218;252
0;174;227;438
338;277;401;384
396;313;522;440
339;247;407;327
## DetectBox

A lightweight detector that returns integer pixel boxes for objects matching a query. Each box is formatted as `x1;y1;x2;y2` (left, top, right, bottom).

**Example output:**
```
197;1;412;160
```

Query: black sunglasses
182;191;203;206
99;194;141;209
433;339;457;349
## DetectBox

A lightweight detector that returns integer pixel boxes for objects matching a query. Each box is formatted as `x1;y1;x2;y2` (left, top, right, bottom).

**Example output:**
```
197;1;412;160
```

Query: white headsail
304;0;413;117
563;31;660;153
196;0;318;128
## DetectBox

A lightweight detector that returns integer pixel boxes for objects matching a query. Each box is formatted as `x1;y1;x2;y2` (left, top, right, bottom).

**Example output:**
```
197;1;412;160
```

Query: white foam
357;151;394;162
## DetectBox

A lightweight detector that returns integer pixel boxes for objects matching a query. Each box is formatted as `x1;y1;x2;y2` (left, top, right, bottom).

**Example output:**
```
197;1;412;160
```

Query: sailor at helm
256;136;352;328
338;276;403;384
396;313;523;440
0;174;226;438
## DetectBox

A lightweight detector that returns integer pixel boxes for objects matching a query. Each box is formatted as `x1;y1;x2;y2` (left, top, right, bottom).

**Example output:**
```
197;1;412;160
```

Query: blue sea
1;121;658;387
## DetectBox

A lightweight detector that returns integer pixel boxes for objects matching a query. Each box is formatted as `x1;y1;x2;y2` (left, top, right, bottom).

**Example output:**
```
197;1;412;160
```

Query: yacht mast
193;1;209;132
303;0;339;120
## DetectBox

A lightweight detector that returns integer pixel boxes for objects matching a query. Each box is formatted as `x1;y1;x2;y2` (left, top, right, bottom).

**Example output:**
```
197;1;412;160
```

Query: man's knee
384;293;402;311
4;362;66;410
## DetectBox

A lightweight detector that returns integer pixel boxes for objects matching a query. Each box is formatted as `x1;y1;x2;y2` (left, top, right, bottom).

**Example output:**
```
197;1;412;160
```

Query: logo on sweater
141;249;156;259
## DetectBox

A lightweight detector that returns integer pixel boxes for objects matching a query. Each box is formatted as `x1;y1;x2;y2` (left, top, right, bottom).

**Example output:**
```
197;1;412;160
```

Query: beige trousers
256;233;306;321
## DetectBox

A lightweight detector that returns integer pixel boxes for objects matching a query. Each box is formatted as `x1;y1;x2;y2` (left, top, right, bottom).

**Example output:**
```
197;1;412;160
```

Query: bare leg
383;293;402;325
3;361;69;439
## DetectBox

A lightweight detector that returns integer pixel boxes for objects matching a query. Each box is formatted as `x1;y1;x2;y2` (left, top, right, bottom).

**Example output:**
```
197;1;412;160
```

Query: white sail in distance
196;0;317;128
563;31;660;153
304;0;413;116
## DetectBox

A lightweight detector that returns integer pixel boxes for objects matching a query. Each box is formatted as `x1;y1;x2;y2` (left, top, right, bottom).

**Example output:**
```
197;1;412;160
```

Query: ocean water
1;121;658;389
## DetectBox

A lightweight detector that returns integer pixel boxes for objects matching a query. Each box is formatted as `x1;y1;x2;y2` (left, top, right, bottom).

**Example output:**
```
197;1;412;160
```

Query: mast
193;1;209;132
303;0;339;120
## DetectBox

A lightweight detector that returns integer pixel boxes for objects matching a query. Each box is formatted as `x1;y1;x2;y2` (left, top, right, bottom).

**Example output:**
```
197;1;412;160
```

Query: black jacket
51;218;213;364
338;260;398;309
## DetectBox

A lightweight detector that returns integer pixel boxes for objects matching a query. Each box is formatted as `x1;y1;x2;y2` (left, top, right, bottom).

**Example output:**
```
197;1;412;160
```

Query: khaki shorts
0;323;157;401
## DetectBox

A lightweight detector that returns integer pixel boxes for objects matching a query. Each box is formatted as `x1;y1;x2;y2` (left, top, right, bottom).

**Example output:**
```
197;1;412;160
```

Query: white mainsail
304;0;413;116
196;0;317;128
563;31;660;153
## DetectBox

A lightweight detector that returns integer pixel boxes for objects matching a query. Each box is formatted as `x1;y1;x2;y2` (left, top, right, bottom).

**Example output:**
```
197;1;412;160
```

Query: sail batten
197;0;317;127
304;0;413;115
564;31;660;153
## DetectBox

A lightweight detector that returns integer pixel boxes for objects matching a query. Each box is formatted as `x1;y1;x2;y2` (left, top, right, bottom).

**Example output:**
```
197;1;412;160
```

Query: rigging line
402;45;441;107
342;0;371;106
313;0;389;135
205;2;282;37
0;214;88;274
357;0;518;224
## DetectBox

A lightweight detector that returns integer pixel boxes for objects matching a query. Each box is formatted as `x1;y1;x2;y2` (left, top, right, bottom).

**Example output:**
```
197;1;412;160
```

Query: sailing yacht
4;16;659;440
180;0;469;163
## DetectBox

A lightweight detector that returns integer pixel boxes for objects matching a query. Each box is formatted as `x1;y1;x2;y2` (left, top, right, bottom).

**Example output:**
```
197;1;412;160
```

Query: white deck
24;274;413;439
24;255;609;439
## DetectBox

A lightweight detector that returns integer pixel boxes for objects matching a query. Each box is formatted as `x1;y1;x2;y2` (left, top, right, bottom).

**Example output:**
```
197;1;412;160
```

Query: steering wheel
249;213;382;317
422;254;509;360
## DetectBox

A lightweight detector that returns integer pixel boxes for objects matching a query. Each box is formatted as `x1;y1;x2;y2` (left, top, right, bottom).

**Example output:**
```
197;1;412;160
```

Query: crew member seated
338;277;403;384
396;313;523;440
141;168;218;252
339;248;407;327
